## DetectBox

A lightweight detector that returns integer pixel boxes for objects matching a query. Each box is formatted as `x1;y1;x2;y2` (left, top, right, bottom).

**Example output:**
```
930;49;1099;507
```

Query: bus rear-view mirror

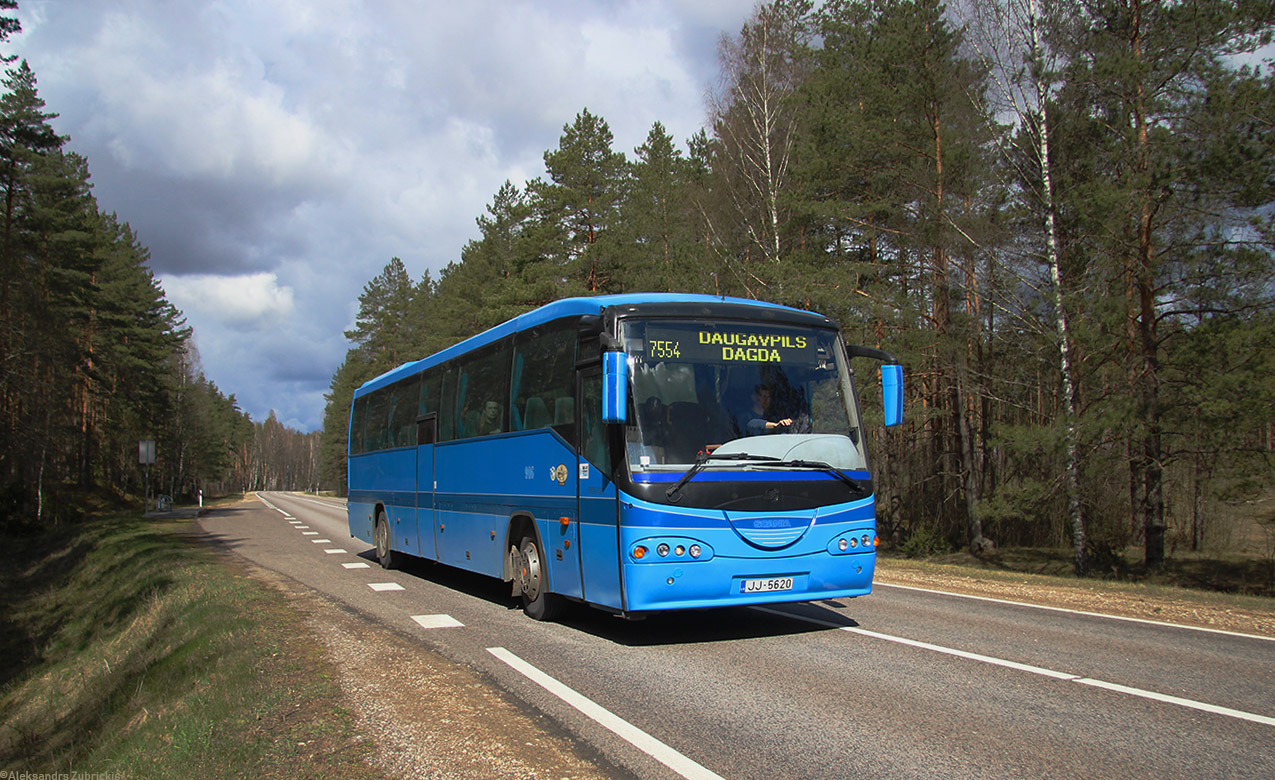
603;350;628;423
882;364;903;427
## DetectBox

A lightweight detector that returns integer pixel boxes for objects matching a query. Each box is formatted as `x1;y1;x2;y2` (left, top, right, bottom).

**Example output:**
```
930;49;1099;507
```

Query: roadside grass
888;544;1275;596
0;513;387;778
876;551;1275;636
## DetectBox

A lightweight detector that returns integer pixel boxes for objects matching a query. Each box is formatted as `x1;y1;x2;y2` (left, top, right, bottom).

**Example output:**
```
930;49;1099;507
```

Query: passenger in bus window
477;399;503;435
746;385;793;435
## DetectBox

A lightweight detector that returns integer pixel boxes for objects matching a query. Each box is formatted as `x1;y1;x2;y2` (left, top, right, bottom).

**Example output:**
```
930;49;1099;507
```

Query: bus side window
512;322;577;432
387;374;419;447
366;391;390;452
453;339;511;438
419;370;439;419
350;394;369;455
439;368;457;442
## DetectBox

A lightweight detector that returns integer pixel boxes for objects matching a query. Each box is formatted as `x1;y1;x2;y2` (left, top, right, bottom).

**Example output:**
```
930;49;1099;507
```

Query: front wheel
513;535;564;621
374;511;398;570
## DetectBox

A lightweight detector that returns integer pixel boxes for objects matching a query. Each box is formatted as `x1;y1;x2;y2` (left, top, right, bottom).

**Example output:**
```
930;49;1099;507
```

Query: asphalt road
198;492;1275;780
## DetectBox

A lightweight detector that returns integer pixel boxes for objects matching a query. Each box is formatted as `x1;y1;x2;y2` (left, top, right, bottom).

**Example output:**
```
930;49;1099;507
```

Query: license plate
740;577;794;594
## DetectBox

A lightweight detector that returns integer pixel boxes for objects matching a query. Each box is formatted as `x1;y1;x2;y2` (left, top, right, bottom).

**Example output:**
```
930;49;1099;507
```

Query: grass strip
0;513;387;778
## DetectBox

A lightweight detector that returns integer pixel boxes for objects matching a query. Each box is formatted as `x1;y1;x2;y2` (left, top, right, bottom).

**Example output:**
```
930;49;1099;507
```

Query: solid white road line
845;626;1077;680
876;581;1275;642
1073;677;1275;727
755;608;1274;728
488;647;727;780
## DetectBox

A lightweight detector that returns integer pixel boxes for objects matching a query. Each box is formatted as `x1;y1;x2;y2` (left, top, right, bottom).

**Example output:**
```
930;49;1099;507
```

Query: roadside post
139;439;156;512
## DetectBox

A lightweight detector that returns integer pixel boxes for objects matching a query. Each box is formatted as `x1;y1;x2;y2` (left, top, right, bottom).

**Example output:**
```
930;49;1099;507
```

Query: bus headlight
631;539;711;562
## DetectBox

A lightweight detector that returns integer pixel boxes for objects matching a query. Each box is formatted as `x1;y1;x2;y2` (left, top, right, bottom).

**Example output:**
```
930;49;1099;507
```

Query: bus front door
576;369;621;609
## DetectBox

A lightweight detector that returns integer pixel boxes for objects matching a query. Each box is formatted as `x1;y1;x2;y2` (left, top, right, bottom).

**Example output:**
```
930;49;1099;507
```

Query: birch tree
708;0;812;293
960;0;1088;573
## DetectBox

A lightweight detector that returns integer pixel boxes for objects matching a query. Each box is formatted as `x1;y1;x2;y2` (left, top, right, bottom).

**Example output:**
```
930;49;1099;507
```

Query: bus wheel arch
506;514;564;621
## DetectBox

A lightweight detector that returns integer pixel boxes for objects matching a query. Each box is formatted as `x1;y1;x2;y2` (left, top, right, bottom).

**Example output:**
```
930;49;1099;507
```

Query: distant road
199;492;1275;780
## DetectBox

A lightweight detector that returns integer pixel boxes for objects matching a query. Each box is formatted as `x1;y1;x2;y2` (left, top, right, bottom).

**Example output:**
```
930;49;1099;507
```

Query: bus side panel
346;453;376;544
434;432;580;582
348;449;417;551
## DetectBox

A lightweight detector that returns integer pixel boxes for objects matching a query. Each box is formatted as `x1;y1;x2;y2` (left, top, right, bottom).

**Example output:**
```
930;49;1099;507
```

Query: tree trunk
1029;0;1086;574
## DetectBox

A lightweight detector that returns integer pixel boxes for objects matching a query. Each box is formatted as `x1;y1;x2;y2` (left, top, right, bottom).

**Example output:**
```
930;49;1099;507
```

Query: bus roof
353;293;822;396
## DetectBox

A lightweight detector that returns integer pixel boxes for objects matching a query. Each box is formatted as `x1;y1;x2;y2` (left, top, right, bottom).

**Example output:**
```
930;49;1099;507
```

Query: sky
4;0;755;432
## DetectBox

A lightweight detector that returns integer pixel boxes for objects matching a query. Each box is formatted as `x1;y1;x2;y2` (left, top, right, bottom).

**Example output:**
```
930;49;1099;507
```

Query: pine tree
1049;0;1275;566
796;0;999;550
612;122;697;292
345;256;416;375
528;108;628;294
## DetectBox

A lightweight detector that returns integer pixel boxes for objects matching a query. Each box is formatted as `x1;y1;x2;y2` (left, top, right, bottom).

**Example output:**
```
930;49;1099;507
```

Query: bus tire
515;535;564;621
374;511;398;570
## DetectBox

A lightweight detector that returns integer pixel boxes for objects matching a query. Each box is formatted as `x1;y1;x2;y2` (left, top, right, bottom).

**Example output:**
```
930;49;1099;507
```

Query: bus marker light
872;536;880;548
667;577;675;585
560;516;571;528
633;546;647;559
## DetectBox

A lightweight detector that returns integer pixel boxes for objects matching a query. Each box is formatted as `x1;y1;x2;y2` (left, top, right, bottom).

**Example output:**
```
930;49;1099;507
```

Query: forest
325;0;1275;578
0;3;319;531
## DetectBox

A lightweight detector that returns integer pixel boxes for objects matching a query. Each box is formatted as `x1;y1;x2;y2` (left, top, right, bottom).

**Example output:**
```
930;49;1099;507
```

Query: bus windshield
620;319;868;474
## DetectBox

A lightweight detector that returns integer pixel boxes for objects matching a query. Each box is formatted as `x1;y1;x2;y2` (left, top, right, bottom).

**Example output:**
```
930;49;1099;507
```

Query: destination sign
642;324;822;365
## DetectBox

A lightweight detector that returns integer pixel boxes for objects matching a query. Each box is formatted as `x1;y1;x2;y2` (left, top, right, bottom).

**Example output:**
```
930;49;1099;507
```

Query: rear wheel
513;535;564;621
374;511;398;570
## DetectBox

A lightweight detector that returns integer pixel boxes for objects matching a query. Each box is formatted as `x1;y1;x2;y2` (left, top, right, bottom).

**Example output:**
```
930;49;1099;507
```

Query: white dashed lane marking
368;582;405;592
412;614;464;629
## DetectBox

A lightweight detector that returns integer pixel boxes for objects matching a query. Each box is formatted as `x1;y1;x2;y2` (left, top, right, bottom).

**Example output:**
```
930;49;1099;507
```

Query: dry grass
0;515;387;778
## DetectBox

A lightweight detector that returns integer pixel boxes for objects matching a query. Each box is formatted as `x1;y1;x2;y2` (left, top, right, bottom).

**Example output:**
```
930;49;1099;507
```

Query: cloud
8;0;753;431
161;272;296;332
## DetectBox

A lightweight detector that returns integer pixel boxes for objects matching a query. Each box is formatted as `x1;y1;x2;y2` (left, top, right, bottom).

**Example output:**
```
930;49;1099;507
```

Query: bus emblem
553;464;569;486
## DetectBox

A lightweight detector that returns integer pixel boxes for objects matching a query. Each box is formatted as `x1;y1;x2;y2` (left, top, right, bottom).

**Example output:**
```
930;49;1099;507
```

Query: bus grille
726;515;810;549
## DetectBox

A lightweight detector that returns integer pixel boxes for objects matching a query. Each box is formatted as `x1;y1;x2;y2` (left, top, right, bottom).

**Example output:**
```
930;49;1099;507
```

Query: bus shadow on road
353;550;862;646
367;551;525;607
557;601;861;647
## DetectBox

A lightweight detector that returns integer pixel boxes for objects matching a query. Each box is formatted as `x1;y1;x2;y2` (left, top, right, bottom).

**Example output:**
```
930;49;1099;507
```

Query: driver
746;385;793;435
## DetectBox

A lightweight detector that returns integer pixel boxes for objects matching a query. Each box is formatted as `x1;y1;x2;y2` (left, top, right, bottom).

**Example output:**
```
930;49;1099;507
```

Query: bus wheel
374;511;398;570
515;536;563;621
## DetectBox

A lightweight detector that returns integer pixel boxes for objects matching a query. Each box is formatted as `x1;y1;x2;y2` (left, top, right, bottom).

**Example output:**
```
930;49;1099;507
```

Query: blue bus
347;294;903;620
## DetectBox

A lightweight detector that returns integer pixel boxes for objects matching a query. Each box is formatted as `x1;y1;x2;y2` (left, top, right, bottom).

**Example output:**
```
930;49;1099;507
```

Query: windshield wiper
775;459;872;498
665;452;780;501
